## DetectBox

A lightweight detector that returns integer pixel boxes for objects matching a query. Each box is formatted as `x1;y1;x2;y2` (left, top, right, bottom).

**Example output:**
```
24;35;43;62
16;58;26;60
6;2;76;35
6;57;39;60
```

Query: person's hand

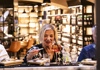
28;49;39;56
27;49;39;60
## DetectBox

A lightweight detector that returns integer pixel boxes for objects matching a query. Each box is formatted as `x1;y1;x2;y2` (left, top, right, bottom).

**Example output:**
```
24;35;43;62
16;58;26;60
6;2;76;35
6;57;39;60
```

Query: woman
23;24;62;63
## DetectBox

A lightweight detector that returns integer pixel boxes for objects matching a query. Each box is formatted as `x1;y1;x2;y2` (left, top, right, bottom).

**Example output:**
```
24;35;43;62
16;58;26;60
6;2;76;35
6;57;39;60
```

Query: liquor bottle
62;47;71;65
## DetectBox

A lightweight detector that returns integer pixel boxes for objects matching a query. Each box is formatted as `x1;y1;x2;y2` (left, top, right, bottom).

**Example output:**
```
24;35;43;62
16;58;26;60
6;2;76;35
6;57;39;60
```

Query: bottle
62;47;71;65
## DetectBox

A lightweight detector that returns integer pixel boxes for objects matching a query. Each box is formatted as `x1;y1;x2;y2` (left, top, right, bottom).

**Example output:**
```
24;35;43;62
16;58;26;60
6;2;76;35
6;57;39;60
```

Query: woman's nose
47;36;51;40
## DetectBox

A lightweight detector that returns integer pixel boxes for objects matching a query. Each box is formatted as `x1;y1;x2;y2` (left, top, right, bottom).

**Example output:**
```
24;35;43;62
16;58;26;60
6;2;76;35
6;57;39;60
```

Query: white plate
81;60;97;65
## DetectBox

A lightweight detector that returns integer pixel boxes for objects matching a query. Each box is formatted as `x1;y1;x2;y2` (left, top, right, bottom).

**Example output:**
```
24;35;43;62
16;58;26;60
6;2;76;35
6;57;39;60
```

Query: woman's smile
43;29;54;47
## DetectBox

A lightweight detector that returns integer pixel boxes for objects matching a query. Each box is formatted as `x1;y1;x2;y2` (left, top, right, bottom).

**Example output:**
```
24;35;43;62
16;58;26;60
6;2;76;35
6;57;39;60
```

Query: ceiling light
23;9;26;13
31;7;35;12
34;5;38;7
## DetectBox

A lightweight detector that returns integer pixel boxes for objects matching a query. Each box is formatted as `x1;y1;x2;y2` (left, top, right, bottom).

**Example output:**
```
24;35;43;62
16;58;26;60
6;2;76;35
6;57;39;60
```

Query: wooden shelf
17;6;38;36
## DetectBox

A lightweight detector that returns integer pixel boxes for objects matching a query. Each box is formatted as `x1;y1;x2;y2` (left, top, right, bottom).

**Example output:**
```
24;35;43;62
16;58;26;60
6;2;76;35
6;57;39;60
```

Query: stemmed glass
43;53;50;66
52;45;61;64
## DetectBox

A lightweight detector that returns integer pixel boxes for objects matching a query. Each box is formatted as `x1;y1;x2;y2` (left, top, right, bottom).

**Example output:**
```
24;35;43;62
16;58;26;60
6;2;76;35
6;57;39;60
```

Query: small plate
81;60;97;65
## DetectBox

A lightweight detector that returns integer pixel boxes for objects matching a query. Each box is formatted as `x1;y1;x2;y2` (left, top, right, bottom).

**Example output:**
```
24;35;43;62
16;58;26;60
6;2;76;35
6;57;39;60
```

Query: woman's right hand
27;49;39;60
29;49;39;55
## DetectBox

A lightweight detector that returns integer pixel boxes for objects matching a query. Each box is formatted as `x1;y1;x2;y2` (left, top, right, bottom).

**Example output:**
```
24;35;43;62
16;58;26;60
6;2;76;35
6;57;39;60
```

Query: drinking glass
52;46;60;64
71;54;78;65
43;54;50;66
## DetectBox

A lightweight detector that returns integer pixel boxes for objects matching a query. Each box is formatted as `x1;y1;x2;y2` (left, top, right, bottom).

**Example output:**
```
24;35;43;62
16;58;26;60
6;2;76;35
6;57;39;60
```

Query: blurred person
0;29;10;61
77;26;96;62
23;24;62;63
0;44;10;62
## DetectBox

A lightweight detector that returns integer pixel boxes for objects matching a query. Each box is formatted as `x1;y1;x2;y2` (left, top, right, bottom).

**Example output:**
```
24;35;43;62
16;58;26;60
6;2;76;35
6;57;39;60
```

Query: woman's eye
44;34;54;38
50;35;53;37
44;35;47;37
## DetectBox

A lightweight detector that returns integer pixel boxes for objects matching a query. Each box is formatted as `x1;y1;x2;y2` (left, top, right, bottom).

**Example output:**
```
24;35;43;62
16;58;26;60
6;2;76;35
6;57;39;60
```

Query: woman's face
43;29;55;48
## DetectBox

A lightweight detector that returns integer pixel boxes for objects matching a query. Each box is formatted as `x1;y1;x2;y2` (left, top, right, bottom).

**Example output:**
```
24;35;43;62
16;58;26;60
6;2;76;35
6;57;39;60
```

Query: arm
23;46;40;63
26;50;39;61
77;48;88;62
0;44;10;61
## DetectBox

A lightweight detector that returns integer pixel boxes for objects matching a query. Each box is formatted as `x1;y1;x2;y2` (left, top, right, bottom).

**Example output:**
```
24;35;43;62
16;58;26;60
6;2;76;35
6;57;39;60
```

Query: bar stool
6;41;21;59
22;38;35;55
26;39;34;50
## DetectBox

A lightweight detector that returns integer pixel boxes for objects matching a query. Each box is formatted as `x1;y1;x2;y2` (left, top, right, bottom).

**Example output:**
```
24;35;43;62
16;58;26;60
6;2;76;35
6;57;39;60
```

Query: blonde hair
39;24;58;43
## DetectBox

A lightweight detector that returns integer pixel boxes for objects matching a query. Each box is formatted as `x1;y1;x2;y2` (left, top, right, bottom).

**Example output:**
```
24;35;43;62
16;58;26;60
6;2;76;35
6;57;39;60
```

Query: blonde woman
23;24;62;63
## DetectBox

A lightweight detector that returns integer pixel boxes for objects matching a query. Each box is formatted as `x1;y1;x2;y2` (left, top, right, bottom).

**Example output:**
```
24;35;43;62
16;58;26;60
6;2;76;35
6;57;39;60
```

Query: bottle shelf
61;4;94;47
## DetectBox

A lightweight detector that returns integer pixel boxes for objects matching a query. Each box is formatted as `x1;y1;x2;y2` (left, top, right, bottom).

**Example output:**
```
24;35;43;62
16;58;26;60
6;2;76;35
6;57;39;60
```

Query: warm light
29;23;36;27
72;39;76;43
68;5;82;8
79;36;82;40
14;7;18;11
65;25;70;33
72;26;75;33
30;13;38;17
41;3;47;6
62;37;70;42
18;13;29;17
18;24;28;27
78;40;82;45
86;28;92;35
34;5;38;7
72;35;76;38
86;6;92;13
44;6;60;11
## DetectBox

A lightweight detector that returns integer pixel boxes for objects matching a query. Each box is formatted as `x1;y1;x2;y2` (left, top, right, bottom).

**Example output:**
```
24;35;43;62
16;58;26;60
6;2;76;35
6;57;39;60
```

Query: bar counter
0;64;96;70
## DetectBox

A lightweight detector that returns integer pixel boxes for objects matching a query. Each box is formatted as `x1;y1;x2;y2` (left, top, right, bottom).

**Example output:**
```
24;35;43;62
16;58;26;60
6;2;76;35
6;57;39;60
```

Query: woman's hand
29;49;39;55
27;49;39;61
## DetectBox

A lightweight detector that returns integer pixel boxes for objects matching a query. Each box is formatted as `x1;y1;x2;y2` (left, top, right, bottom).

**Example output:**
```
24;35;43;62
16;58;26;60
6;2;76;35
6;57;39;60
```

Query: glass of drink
52;45;60;64
43;54;50;66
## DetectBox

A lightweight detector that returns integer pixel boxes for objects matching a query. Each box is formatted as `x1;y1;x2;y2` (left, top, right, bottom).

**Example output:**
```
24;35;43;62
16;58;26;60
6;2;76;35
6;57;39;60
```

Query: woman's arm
26;49;39;61
23;46;40;63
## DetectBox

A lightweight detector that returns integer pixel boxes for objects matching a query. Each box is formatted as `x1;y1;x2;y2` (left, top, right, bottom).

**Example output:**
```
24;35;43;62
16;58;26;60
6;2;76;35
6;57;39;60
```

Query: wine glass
52;45;60;64
43;53;50;66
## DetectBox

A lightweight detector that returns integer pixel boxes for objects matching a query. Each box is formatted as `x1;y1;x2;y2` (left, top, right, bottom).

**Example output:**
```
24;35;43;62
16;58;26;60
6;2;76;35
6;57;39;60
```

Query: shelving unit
61;3;94;60
0;7;14;36
46;1;94;61
62;4;94;45
17;6;39;37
